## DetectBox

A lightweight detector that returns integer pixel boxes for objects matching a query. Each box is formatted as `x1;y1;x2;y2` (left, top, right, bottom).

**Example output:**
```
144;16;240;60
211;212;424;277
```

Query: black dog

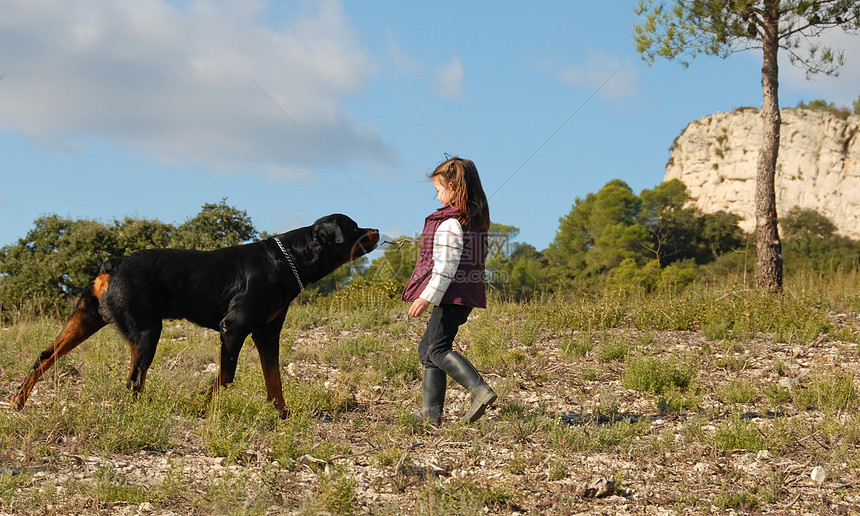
13;214;379;416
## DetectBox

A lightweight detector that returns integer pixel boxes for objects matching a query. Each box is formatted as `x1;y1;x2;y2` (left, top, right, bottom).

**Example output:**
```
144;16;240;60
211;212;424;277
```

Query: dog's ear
313;218;345;245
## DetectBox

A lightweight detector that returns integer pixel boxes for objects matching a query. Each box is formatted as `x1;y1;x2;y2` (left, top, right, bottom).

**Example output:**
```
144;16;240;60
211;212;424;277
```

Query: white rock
810;466;827;483
778;378;798;389
666;108;860;239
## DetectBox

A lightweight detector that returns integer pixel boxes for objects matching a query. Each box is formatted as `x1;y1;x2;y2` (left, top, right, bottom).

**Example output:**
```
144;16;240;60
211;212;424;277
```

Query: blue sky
1;1;858;256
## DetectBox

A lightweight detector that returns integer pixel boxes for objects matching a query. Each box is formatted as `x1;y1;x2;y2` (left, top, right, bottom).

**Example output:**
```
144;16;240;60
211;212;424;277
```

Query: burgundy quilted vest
401;205;487;308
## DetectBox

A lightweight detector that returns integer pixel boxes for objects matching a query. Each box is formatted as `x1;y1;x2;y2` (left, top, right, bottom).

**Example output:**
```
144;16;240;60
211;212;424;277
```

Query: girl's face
433;176;456;207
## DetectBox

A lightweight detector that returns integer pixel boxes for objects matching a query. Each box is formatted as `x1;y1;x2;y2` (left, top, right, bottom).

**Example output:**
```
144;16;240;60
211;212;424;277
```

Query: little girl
402;156;497;426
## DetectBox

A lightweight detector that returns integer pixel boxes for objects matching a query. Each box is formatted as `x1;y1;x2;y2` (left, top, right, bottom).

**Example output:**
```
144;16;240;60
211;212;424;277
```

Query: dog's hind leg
211;317;249;392
124;321;163;393
252;315;288;418
13;279;108;409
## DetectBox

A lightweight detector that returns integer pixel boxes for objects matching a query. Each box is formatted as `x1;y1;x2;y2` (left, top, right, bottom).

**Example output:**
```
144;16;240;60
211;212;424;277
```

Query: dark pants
418;304;472;370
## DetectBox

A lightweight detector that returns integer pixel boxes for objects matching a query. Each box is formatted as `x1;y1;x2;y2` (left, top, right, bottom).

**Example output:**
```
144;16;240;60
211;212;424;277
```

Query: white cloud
779;28;860;107
557;51;639;103
0;0;396;177
388;35;422;75
434;56;466;101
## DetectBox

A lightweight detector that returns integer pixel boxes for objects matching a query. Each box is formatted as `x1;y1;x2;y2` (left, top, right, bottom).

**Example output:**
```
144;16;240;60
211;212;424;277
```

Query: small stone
810;466;826;483
138;502;156;513
778;377;798;389
693;462;710;475
286;362;296;376
579;477;616;498
756;450;772;461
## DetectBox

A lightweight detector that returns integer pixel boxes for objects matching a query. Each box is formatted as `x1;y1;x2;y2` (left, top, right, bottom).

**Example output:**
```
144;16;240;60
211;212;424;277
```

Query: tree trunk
754;2;783;292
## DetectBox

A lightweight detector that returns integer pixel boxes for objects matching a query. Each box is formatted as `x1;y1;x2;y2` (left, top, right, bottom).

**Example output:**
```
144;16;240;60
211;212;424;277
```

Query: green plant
374;447;403;468
417;479;512;515
548;459;568;480
560;332;594;358
378;344;420;383
713;413;794;453
717;380;758;405
516;318;541;346
0;471;30;501
93;465;150;504
596;334;630;362
315;465;357;515
714;488;759;511
622;352;697;395
765;384;791;406
467;317;509;369
713;414;766;451
550;418;648;452
656;387;701;414
793;371;858;414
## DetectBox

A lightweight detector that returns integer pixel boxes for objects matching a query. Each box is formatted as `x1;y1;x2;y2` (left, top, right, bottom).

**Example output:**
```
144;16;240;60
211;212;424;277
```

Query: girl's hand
408;298;431;318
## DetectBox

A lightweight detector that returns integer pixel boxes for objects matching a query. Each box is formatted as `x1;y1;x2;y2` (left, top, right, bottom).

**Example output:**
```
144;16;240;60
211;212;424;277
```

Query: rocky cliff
664;108;860;239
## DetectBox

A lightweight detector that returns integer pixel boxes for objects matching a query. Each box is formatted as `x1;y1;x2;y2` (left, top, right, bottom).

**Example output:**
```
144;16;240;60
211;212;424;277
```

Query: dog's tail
12;272;110;410
100;256;123;275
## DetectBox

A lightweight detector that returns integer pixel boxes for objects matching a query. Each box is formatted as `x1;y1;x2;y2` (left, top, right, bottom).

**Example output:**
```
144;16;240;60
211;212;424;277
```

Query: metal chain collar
273;238;304;291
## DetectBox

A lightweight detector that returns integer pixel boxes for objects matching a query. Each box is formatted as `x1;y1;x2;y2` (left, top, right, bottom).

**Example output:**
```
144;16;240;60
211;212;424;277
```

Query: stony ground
1;308;859;515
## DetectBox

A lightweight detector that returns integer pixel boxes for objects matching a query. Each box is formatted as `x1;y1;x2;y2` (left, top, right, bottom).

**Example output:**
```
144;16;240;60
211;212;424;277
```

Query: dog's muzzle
351;229;380;259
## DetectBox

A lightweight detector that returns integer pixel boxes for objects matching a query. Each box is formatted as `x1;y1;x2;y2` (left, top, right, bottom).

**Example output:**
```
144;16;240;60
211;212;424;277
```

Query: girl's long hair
431;157;490;231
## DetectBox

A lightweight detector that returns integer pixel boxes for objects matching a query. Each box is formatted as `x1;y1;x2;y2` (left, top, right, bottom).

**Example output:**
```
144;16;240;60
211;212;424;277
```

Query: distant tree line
3;182;860;317
486;179;746;299
795;95;860;119
0;199;256;316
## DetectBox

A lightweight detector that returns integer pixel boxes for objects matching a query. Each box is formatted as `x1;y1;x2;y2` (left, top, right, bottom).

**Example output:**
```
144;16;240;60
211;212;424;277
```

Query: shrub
793;371;858;415
717;380;759;405
622;353;698;395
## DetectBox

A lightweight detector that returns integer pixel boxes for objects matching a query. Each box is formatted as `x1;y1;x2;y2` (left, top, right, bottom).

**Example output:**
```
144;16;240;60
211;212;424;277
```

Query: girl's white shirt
419;217;464;305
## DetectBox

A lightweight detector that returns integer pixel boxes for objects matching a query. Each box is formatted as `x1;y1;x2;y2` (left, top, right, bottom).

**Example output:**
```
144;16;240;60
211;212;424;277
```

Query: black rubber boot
416;367;446;427
439;351;497;423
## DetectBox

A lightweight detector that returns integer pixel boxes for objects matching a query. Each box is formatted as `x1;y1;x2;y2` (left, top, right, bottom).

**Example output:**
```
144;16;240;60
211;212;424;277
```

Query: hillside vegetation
6;181;859;320
1;273;859;514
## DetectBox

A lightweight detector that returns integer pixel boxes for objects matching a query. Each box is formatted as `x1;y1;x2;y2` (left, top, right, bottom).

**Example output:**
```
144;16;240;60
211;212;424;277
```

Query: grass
1;273;859;514
621;352;698;395
717;379;759;405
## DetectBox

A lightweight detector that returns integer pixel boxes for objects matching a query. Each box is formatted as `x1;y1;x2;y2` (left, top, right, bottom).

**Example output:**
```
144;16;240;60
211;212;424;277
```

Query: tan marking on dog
93;273;110;300
265;309;284;324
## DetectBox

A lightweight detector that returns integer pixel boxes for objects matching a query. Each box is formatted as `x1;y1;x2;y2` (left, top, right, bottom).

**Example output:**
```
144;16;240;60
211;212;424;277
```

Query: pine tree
634;0;860;291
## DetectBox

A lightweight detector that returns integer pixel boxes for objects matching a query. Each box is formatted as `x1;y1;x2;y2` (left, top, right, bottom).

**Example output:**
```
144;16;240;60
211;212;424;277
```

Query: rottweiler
13;214;379;417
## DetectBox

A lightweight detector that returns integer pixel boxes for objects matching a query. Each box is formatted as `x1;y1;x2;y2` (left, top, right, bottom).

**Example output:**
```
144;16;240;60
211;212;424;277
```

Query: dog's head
281;214;378;284
312;214;379;260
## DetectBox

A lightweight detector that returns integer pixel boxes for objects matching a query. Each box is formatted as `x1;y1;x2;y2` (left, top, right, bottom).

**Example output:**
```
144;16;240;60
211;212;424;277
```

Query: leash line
488;70;617;201
273;237;305;291
243;71;397;225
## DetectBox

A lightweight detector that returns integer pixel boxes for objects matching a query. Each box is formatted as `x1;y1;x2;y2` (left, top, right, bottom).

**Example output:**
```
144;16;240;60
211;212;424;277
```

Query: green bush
622;352;698;395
